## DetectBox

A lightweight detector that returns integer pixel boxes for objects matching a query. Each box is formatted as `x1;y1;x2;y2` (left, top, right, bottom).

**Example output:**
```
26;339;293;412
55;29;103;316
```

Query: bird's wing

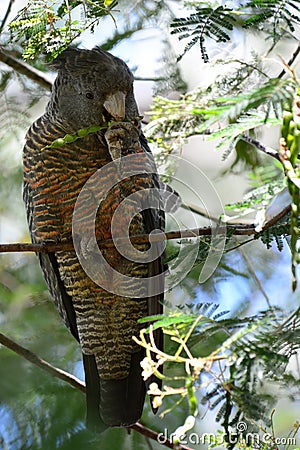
23;121;110;430
23;121;80;342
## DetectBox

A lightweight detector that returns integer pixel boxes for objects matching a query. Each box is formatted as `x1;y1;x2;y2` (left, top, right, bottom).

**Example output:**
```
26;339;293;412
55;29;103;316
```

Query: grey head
46;47;139;131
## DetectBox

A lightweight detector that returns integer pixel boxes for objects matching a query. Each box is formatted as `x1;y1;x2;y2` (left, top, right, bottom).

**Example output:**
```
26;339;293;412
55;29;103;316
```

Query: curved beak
103;91;126;121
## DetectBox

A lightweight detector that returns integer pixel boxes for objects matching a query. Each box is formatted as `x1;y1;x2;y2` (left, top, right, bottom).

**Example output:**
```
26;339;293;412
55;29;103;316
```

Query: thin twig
134;77;166;82
0;331;85;392
130;423;193;450
0;49;53;90
241;134;281;161
181;202;221;222
0;241;74;253
0;0;15;33
239;247;273;310
0;49;166;90
0;206;292;255
278;42;300;79
0;225;253;254
0;331;192;449
145;434;155;450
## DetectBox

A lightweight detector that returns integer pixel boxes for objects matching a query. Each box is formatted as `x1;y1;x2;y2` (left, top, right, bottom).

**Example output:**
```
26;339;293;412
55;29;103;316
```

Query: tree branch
0;331;85;392
241;134;281;161
0;331;193;450
277;42;300;79
130;423;192;450
0;206;292;255
0;48;165;90
0;48;52;90
0;0;15;33
0;225;254;254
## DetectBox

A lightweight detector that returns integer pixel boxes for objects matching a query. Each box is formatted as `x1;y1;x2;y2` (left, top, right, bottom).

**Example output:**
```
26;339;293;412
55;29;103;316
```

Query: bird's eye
86;92;94;100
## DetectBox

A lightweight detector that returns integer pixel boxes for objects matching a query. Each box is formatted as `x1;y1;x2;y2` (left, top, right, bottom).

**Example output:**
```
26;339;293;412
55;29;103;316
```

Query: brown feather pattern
23;47;165;429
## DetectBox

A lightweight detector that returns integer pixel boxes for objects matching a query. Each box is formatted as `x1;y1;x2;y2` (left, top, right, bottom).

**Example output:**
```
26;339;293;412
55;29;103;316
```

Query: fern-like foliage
0;50;49;138
153;40;188;96
199;78;297;130
207;113;280;154
224;177;286;216
170;6;235;62
244;0;300;40
146;77;297;163
0;70;39;140
255;214;290;251
8;0;118;60
214;53;269;95
224;165;292;251
170;1;300;61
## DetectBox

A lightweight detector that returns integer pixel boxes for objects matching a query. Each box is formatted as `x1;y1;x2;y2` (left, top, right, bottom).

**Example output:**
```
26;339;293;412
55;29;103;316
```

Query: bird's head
47;47;139;132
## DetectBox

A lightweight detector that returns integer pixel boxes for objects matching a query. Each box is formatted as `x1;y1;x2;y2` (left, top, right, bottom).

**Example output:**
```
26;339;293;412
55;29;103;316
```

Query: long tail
83;350;146;431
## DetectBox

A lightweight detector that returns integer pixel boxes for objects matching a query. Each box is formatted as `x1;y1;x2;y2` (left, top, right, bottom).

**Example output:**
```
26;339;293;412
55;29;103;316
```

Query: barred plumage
23;47;165;430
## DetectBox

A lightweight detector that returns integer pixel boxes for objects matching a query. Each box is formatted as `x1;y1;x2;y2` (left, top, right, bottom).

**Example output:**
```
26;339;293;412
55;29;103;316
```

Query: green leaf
170;6;235;62
243;0;300;41
9;1;118;60
138;312;198;331
208;113;280;150
199;79;297;133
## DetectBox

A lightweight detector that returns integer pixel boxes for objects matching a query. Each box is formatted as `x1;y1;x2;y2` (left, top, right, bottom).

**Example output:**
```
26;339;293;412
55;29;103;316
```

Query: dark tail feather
83;351;146;430
99;350;146;427
83;354;107;433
